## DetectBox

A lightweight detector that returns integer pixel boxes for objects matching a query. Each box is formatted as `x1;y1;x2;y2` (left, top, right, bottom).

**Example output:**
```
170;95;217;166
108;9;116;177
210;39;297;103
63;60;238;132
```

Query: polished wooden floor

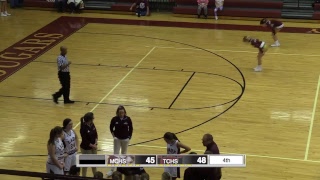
1;9;320;180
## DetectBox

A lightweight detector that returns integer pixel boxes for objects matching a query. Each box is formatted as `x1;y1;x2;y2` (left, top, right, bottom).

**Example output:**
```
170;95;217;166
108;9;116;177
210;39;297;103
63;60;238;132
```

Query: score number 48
197;157;207;164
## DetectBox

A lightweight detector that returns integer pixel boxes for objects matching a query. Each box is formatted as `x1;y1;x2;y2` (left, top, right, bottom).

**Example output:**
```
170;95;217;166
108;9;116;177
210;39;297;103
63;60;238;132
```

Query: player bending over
243;36;268;72
260;18;284;47
307;29;320;34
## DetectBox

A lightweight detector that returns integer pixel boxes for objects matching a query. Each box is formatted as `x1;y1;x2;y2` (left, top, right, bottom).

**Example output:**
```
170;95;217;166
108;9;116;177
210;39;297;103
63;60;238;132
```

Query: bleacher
23;0;55;9
173;0;283;18
110;0;135;12
21;0;320;20
313;2;320;19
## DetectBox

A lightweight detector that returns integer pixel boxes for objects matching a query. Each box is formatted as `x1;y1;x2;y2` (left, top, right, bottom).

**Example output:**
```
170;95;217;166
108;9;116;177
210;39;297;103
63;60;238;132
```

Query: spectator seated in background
55;0;67;12
162;172;172;180
69;165;80;176
67;0;84;13
112;171;123;180
197;0;208;18
140;173;150;180
312;0;320;8
130;0;150;17
94;171;104;179
117;167;149;180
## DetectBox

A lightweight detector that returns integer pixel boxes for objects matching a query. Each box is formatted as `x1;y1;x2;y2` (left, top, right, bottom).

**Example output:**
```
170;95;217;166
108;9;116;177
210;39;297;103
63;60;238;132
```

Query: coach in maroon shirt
107;105;133;177
184;134;221;180
202;133;222;180
80;112;98;177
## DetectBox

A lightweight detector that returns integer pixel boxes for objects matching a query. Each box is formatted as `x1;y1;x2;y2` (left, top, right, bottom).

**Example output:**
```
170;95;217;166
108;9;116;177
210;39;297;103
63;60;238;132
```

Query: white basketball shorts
64;152;77;172
46;162;64;175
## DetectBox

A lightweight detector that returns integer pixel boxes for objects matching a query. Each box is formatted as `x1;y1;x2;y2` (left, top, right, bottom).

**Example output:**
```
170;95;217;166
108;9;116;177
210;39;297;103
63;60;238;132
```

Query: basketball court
1;10;320;179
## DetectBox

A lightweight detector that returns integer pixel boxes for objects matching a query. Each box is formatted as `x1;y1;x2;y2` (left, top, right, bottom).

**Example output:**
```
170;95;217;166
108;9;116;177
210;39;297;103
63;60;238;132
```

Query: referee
52;46;74;104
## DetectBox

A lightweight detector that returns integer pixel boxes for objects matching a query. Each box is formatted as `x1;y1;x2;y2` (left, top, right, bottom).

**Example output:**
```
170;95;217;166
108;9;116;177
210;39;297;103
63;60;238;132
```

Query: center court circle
83;32;246;146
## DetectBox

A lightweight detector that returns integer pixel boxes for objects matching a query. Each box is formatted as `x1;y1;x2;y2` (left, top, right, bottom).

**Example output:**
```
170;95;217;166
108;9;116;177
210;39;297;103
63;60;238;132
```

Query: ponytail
47;126;63;145
47;129;55;145
63;118;72;129
172;133;179;142
163;132;179;142
80;116;84;127
81;112;94;126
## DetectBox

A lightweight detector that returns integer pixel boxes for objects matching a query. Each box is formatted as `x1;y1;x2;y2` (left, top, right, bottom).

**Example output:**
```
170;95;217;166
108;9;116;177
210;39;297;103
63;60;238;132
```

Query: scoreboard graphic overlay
76;154;246;167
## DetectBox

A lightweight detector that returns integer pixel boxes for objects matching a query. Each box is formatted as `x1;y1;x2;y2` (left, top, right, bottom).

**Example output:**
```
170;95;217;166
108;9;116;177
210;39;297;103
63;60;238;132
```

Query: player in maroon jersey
260;18;284;47
243;36;268;72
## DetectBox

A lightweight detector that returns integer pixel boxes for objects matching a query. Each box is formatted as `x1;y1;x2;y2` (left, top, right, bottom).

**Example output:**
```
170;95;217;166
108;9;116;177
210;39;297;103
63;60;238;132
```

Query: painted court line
304;74;320;160
145;46;320;57
73;46;156;129
95;141;320;164
70;46;320;164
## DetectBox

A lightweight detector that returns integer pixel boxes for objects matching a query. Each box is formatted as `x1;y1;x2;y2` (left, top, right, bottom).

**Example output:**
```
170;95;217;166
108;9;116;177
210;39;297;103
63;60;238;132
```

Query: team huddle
243;18;284;72
45;115;221;179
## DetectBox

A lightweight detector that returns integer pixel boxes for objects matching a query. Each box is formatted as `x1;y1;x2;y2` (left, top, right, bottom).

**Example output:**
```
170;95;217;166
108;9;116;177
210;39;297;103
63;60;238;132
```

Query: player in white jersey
46;126;66;175
62;118;79;174
214;0;224;20
163;132;191;180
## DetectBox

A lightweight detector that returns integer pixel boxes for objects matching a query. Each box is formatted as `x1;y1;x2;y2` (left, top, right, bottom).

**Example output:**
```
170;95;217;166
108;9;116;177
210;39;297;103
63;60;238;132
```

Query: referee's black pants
54;71;71;102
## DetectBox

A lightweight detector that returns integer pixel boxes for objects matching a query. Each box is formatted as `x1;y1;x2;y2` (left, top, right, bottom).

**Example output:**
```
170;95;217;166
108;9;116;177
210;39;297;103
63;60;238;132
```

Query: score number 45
146;157;156;164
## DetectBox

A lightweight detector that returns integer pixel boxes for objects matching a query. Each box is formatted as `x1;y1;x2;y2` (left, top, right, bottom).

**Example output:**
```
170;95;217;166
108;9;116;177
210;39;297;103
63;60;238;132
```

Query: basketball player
0;0;11;17
163;132;191;180
62;118;79;174
243;36;268;72
46;126;66;175
214;0;224;20
260;18;284;47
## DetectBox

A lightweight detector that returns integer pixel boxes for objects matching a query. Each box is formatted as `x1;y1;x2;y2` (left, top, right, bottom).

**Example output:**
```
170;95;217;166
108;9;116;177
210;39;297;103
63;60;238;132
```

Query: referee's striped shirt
57;55;70;72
